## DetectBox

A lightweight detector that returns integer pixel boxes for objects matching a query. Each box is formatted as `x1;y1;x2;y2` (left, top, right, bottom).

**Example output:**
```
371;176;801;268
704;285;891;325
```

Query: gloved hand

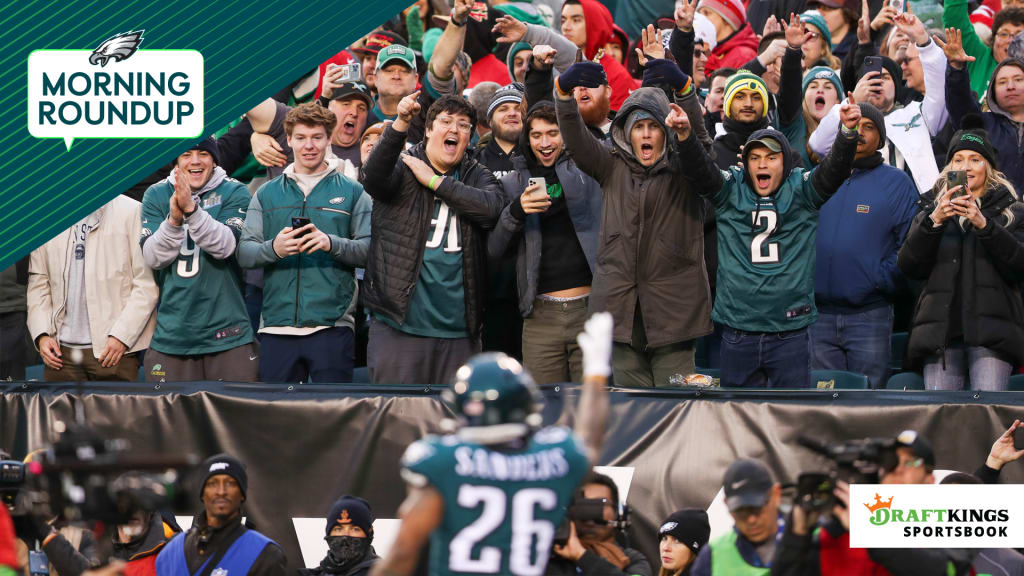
556;61;606;94
577;312;613;378
642;59;691;92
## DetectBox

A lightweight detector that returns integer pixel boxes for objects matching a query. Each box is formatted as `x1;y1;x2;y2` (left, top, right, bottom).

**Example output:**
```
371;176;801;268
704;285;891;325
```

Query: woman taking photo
657;509;710;576
898;117;1024;390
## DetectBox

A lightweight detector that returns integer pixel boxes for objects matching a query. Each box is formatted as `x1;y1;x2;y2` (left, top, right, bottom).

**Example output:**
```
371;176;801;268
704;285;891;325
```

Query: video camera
793;436;899;512
3;421;197;526
553;497;631;546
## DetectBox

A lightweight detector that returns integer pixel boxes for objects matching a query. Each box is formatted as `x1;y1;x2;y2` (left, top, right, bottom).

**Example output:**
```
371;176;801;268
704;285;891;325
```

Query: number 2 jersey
710;166;828;334
401;426;589;576
140;174;253;355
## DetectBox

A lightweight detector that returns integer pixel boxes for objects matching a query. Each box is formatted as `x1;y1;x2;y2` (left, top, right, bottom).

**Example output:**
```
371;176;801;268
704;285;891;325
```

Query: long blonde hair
935;157;1017;227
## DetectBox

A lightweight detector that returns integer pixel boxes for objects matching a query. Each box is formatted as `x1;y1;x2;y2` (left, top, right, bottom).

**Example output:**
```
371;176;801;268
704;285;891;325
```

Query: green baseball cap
377;44;417;73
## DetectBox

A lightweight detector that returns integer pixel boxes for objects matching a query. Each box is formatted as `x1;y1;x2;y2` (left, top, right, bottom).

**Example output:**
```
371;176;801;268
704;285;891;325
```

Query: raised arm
808;98;861;207
362;92;418;203
525;45;558;106
669;0;698;76
936;28;981;128
666;100;723;197
428;0;471;91
553;62;615;183
574;312;611;465
894;12;947;135
778;14;808;126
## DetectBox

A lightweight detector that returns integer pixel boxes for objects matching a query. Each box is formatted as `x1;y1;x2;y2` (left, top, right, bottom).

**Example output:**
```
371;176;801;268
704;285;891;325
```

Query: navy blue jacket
946;61;1024;199
815;160;919;312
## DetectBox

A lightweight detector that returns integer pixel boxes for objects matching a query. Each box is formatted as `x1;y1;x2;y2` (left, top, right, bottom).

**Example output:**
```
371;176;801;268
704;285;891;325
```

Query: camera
0;459;26;507
553;497;631;546
794;436;899;511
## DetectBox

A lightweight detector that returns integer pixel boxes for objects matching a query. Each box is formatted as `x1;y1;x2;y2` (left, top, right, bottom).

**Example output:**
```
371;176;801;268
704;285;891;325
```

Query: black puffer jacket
897;184;1024;368
360;124;504;337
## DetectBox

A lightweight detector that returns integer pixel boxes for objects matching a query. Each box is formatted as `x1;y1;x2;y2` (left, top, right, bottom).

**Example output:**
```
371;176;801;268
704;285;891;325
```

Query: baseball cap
331;81;373;107
746;137;782;154
895;430;935;468
723;459;774;511
354;30;407;56
377;44;417;73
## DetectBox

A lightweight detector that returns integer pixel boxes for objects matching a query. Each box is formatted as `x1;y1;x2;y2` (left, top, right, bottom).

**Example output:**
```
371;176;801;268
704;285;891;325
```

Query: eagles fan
370;313;613;576
140;137;259;382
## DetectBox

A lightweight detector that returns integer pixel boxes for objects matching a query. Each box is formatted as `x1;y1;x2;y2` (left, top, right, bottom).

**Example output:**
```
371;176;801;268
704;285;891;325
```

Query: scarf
319;536;371;575
717;115;770;157
851;152;884;171
579;535;630;570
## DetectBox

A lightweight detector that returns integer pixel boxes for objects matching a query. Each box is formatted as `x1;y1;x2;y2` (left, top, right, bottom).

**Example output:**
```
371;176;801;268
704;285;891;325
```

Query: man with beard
526;45;613;139
246;81;374;179
477;84;524;179
156;455;285;576
812;103;918;388
713;72;771;169
547;473;652;576
301;497;378;576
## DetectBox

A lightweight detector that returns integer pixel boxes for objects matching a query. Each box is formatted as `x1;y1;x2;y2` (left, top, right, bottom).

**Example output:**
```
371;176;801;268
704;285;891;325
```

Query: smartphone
863;56;883;77
528;177;547;194
328;62;362;83
947;170;968;198
889;0;904;13
292;216;311;237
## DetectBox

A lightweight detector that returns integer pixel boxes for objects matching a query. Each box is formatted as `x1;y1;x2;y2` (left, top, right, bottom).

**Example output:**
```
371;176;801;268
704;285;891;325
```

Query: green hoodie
943;0;997;99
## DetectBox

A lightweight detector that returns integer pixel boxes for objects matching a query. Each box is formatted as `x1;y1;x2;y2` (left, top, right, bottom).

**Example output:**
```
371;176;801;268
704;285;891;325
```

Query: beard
491;122;521;145
579;95;611;127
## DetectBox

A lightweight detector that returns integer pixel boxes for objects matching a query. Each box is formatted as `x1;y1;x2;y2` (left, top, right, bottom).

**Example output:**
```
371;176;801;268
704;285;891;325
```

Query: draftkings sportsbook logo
28;30;203;149
850;485;1024;548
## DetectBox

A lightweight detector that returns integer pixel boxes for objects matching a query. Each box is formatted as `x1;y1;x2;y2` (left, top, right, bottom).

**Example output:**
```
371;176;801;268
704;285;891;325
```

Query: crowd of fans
2;0;1024;390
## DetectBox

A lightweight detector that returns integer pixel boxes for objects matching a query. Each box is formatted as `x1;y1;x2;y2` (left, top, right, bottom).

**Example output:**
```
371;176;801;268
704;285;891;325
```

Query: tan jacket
27;195;158;358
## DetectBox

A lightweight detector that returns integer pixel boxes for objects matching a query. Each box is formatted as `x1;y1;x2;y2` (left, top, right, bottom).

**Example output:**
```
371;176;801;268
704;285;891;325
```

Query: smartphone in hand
292;216;311;237
947;171;968;199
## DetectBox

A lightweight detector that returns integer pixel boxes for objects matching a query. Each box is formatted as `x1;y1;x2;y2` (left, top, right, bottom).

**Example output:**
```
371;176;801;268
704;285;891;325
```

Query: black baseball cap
723;459;774;511
895;430;935;468
331;81;373;107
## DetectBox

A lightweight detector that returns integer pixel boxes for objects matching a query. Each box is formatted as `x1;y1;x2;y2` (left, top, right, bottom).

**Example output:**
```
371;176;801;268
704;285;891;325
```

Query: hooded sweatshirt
946;59;1024;198
555;86;720;347
568;0;640;112
703;127;859;333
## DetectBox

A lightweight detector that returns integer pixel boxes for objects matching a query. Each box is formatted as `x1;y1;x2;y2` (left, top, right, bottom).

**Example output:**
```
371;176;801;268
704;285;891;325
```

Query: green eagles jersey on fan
401;426;589;576
141;178;253;355
710;167;827;333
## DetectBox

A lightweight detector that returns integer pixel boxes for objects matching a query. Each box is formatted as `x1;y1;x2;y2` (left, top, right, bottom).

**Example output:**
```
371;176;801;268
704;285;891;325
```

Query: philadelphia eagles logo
89;30;144;67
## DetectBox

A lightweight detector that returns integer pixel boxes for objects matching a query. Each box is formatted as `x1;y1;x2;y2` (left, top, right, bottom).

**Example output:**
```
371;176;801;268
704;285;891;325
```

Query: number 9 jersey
400;426;589;576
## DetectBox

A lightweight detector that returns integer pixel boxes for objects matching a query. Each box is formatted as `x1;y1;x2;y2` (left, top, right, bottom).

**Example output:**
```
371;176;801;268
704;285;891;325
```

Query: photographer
771;431;975;576
547;472;651;576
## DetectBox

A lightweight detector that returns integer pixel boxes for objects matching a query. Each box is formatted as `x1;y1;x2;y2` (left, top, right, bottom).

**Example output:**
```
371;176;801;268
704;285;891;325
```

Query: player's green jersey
401;426;589;576
710;167;827;333
141;178;253;355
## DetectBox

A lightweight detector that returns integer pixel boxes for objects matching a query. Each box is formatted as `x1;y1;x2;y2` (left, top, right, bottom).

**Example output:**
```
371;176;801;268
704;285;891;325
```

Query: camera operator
692;459;783;576
155;455;285;576
547;472;652;576
771;431;975;576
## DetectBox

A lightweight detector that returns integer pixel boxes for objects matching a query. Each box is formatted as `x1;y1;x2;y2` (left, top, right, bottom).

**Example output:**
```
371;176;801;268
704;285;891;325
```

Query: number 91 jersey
401;426;589;576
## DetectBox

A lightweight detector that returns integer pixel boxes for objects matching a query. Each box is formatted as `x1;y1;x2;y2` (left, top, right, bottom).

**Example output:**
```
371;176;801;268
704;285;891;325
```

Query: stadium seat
886;371;925;390
891;332;908;372
812;370;869;389
1009;374;1024;392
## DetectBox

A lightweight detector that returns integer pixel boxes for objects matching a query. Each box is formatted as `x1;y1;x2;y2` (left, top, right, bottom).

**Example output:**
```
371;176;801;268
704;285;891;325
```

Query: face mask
326;535;368;567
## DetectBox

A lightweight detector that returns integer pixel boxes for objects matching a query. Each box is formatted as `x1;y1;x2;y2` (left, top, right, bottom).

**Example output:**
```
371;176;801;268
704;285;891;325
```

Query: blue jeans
923;344;1011;391
810;305;892;389
720;326;811;388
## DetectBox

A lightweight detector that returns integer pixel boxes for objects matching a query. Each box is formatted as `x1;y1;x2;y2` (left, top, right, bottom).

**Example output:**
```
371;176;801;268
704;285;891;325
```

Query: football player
370;312;613;576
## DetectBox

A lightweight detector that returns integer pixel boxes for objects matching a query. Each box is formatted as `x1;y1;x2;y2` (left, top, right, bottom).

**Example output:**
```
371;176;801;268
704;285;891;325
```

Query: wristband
450;10;467;26
841;123;859;134
429;174;442;190
42;531;57;547
183;204;198;218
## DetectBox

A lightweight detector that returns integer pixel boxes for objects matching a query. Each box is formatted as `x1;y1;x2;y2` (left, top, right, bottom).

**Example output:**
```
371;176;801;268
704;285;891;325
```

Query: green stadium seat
1009;374;1024;392
886;371;925;390
891;332;908;372
812;370;869;389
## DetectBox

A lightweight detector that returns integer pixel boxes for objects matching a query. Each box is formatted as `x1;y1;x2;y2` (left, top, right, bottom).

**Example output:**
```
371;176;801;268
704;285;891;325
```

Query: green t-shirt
382;196;468;338
141;179;254;355
401;426;590;576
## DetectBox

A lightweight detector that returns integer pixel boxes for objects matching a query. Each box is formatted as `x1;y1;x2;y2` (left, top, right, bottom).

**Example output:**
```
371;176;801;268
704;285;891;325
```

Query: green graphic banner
0;1;409;270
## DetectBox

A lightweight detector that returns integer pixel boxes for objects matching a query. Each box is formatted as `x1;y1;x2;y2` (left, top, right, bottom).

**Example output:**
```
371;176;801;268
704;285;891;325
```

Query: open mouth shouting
443;135;460;155
638;142;655;162
814;95;827;112
753;171;773;191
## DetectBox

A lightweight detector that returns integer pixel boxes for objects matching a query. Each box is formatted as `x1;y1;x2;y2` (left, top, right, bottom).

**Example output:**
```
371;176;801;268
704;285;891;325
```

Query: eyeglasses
694;49;709;58
997;31;1016;40
807;31;822;40
435;116;473;134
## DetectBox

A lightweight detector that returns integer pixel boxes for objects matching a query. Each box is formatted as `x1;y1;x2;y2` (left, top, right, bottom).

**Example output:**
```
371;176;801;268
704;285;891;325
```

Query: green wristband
429;174;441;190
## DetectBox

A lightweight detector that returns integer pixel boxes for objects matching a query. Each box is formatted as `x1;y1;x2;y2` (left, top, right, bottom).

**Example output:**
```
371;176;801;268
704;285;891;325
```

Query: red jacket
704;23;759;74
0;506;16;571
819;530;892;576
574;0;640;111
